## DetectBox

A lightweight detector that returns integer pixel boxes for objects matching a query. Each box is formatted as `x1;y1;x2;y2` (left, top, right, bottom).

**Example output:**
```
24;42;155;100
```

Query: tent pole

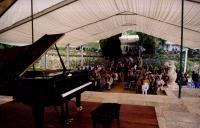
31;0;34;44
179;0;184;98
66;44;70;69
183;48;188;73
81;45;84;67
31;0;35;70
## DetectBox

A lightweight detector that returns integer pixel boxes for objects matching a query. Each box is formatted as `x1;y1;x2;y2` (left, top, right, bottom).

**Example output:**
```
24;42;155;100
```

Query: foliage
189;58;200;63
0;43;14;49
87;43;100;52
136;32;155;54
136;32;166;55
85;47;99;52
122;30;137;35
144;50;199;77
188;48;200;58
85;42;99;49
99;34;122;60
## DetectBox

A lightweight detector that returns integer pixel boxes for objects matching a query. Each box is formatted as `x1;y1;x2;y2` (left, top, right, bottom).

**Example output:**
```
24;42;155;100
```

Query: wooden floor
113;82;136;93
102;82;165;95
0;101;159;128
100;82;138;94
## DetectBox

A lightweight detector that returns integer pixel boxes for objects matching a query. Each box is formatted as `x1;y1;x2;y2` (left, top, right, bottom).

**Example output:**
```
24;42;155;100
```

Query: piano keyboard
61;82;92;98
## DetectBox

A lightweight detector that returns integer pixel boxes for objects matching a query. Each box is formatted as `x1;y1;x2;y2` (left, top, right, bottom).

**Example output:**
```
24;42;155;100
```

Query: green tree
188;48;194;58
136;32;155;54
136;32;165;55
99;34;122;60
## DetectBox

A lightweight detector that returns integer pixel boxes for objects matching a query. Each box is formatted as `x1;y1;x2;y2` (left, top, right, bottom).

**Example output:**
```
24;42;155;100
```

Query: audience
80;55;200;95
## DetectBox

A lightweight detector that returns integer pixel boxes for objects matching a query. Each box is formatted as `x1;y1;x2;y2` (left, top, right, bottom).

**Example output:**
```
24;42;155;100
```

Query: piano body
0;34;92;128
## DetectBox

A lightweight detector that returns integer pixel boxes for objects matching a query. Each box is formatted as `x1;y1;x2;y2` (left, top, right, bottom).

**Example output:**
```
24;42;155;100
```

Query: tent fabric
0;0;16;17
0;0;199;48
0;0;63;30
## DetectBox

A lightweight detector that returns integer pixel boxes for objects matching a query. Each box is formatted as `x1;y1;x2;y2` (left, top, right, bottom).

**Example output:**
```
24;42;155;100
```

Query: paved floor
81;88;200;128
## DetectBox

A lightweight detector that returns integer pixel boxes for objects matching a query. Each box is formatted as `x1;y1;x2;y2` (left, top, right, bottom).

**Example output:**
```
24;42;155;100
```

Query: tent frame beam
186;0;200;4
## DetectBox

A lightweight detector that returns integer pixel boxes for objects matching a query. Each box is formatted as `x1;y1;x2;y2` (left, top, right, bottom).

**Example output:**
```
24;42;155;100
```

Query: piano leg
63;94;82;125
76;94;83;111
60;103;65;124
64;101;69;116
60;101;74;125
32;105;44;128
60;102;72;124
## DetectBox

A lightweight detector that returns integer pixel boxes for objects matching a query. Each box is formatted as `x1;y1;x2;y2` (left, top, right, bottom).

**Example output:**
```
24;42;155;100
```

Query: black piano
0;34;92;128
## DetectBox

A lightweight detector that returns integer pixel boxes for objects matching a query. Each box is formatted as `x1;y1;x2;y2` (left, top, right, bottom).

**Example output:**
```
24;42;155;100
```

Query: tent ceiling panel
181;1;200;32
0;0;199;48
135;15;200;48
50;1;100;28
91;27;130;40
0;0;64;30
80;0;119;18
34;16;72;34
63;29;91;42
117;0;200;33
58;25;136;46
57;15;137;45
72;28;123;46
58;35;83;46
0;0;16;17
114;0;137;13
0;0;31;30
33;0;64;14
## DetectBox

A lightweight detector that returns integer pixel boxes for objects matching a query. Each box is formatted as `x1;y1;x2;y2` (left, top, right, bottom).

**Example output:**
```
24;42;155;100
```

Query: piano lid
0;34;64;79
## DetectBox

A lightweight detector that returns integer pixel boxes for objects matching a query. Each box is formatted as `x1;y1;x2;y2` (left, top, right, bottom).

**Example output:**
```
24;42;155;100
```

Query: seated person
182;73;188;86
136;79;142;93
155;76;165;93
107;76;113;90
148;76;157;94
156;76;165;88
124;73;132;89
112;72;118;87
99;76;106;90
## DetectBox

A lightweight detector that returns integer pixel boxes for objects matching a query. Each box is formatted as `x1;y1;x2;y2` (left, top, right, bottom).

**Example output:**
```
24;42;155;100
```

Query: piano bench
91;103;121;128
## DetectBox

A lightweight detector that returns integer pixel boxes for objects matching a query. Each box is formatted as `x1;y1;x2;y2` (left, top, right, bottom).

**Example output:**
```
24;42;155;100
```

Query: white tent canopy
0;0;200;48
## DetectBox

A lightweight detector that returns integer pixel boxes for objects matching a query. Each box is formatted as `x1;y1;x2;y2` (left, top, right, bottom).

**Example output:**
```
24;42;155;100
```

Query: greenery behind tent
99;33;122;60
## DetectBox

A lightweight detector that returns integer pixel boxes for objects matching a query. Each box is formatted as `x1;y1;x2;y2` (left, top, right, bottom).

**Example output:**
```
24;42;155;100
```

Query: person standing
142;76;150;95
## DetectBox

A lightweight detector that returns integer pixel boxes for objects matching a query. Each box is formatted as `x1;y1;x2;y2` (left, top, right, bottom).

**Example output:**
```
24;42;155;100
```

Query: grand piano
0;34;92;128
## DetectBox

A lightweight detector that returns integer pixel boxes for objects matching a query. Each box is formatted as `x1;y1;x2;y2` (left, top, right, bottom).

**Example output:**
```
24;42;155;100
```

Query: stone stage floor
0;88;200;128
